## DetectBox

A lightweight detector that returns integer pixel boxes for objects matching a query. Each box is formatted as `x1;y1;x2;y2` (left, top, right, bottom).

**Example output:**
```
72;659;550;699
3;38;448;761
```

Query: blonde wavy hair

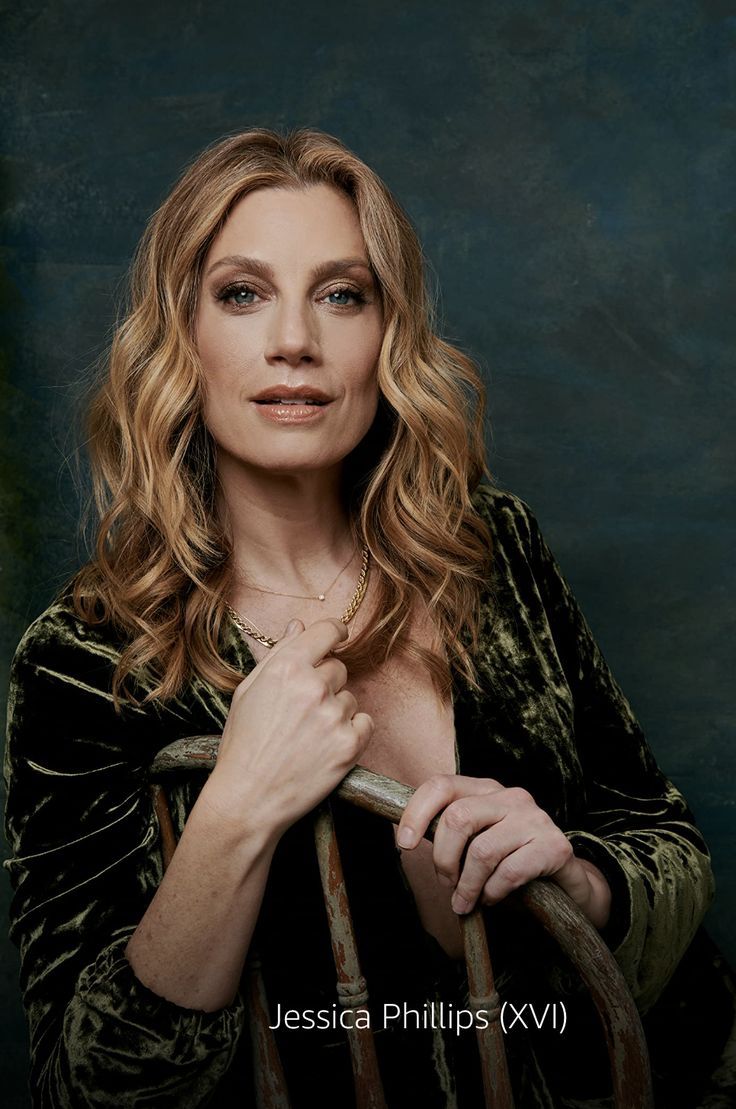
67;126;496;711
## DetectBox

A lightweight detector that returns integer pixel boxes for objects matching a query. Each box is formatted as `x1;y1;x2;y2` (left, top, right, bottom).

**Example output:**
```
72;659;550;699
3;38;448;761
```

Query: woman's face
195;183;384;478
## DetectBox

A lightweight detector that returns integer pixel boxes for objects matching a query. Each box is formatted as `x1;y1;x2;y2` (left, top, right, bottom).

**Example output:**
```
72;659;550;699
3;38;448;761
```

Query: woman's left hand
396;774;612;930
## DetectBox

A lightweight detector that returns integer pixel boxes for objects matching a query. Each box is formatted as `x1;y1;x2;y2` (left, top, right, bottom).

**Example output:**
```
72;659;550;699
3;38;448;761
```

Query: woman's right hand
199;617;375;841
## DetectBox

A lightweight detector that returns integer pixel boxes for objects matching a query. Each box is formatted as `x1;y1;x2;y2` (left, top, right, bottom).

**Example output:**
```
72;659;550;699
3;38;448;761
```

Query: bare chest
346;652;465;961
347;653;457;786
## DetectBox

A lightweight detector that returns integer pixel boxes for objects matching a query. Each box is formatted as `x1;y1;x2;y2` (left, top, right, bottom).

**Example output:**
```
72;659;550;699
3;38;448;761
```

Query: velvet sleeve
516;497;715;1015
2;603;246;1108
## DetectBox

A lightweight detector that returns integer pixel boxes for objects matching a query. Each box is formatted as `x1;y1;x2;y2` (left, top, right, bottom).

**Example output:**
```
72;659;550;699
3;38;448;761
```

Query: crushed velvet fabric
3;484;735;1108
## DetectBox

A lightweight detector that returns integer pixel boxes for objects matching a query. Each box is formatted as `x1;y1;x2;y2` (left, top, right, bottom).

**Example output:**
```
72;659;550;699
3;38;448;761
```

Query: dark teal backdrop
1;1;734;1104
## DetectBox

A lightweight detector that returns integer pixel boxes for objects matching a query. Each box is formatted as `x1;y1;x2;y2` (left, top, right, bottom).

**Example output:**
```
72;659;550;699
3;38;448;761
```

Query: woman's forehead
210;183;366;260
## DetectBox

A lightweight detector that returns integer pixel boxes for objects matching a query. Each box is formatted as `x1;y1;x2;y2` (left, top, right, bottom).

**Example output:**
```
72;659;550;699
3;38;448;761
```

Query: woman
4;127;734;1108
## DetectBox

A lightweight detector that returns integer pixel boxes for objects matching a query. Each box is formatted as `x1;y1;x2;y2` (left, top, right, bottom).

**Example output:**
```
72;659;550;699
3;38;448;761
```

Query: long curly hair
67;126;496;711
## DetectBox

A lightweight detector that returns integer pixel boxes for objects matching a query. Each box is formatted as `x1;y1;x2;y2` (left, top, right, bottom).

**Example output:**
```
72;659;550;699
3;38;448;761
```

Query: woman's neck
215;458;356;592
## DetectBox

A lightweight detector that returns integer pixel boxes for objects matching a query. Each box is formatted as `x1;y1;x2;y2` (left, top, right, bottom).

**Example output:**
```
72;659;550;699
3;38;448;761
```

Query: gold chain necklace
233;542;359;602
226;543;370;648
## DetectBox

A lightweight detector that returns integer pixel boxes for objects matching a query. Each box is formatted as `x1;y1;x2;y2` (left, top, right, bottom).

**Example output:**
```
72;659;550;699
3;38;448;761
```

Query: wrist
553;854;612;931
575;857;612;930
193;771;284;857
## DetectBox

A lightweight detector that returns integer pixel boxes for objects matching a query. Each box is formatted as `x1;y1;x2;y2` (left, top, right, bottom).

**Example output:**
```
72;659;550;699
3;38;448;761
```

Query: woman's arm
3;606;252;1107
3;612;256;1104
381;486;712;1015
125;614;373;1013
4;603;371;1107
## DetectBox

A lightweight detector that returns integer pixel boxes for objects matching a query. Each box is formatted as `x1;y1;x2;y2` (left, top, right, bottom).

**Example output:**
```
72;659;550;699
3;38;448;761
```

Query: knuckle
443;801;474;835
467;836;497;866
353;712;374;744
345;690;359;714
426;773;452;794
507;786;534;807
354;717;374;750
334;659;349;686
313;675;332;702
454;882;475;904
496;856;525;886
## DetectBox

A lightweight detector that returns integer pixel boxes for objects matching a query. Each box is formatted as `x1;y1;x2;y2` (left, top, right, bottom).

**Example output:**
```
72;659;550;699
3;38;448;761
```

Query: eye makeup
213;280;371;313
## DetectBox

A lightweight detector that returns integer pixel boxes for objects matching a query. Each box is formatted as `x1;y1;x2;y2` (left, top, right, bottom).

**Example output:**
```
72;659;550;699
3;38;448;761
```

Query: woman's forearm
125;775;281;1013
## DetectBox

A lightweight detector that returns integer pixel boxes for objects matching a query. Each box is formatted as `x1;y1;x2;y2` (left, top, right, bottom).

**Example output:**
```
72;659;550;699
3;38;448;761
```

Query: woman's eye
325;286;366;307
218;284;257;308
214;282;259;309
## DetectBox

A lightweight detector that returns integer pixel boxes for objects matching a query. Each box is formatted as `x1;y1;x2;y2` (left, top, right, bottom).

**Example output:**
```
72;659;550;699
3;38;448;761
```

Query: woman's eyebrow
205;254;373;281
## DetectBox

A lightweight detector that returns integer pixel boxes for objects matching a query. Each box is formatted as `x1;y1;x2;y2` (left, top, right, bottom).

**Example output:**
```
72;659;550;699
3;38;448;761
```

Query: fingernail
452;895;470;914
437;872;454;888
284;620;300;635
397;827;417;849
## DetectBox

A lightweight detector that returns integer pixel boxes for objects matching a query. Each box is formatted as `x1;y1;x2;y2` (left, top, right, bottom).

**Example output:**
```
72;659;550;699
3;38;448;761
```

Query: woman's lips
251;400;332;423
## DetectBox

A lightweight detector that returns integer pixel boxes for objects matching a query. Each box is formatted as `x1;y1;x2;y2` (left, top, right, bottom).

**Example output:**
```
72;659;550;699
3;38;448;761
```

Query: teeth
265;398;321;404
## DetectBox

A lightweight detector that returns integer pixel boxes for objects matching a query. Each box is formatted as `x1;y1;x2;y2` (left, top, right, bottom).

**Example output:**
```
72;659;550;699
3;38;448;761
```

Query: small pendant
318;594;326;601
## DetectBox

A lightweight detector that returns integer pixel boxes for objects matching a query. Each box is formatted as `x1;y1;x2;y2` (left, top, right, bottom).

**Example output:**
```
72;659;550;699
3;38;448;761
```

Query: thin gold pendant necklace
226;543;370;649
233;542;359;603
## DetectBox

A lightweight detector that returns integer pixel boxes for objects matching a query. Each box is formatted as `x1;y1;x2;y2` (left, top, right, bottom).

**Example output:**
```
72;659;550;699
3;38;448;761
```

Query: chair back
149;736;654;1109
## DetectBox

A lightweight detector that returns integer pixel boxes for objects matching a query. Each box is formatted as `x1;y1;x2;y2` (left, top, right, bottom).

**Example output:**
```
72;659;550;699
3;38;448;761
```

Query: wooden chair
148;736;654;1109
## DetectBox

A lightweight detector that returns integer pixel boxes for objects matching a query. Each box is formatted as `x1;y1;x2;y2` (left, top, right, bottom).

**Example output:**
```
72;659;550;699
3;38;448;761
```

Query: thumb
239;616;304;688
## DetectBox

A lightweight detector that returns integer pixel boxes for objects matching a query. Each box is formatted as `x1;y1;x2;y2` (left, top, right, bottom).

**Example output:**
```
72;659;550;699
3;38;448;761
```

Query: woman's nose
265;297;320;365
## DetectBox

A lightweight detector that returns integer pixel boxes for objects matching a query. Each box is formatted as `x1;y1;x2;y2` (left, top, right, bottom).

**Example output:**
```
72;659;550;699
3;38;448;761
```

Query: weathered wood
313;800;388;1109
245;951;292;1109
148;782;178;870
517;880;654;1108
150;735;221;774
460;911;515;1108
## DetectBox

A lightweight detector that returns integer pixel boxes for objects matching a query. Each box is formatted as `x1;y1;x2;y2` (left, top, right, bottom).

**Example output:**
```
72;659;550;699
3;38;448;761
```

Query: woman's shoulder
5;588;185;771
471;479;532;515
6;587;158;736
10;587;128;678
470;480;539;552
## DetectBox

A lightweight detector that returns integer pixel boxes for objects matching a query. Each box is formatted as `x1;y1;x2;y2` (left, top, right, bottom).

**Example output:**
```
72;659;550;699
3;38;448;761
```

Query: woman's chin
235;450;346;476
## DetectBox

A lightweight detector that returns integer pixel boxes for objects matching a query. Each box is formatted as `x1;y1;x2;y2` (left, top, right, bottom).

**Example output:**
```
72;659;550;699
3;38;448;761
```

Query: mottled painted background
1;0;734;1102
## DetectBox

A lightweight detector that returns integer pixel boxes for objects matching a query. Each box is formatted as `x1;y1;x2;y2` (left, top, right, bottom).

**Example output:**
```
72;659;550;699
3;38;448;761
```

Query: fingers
451;829;534;912
350;710;375;748
333;691;374;753
334;687;359;720
396;774;504;849
431;792;520;888
235;618;348;697
266;617;305;659
233;617;306;695
273;616;349;667
477;834;573;908
315;655;349;695
454;824;573;914
394;772;575;917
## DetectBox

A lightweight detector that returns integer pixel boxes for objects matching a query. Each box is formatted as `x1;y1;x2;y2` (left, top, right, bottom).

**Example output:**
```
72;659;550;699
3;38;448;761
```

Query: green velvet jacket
4;485;735;1108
